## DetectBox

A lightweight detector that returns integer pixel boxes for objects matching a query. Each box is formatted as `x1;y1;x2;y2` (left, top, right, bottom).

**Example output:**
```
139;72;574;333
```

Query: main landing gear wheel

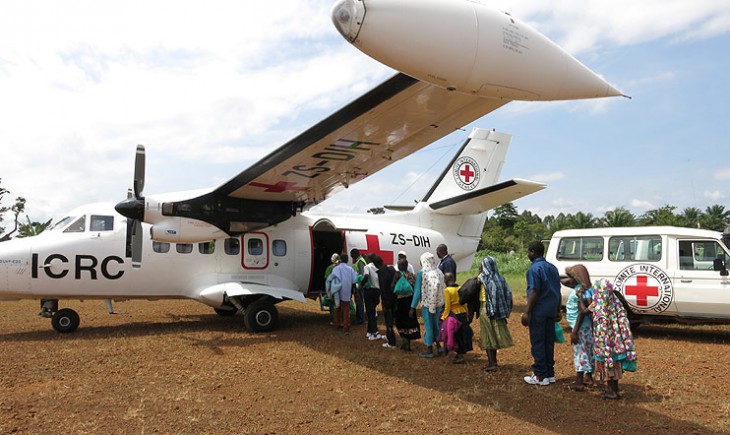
243;300;278;333
51;308;80;333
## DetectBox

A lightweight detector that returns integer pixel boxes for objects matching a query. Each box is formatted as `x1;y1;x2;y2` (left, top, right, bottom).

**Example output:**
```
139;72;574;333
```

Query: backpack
393;272;414;296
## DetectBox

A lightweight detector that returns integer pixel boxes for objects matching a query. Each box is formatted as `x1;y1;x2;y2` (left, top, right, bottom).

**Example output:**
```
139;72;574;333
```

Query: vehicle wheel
243;300;278;332
214;307;238;317
51;308;80;333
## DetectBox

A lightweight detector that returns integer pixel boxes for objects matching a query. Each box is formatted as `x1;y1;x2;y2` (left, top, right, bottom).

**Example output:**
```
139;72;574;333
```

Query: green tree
639;205;678;226
17;216;52;238
567;211;597;229
600;207;636;227
0;179;26;242
678;207;703;229
493;203;518;229
701;204;730;231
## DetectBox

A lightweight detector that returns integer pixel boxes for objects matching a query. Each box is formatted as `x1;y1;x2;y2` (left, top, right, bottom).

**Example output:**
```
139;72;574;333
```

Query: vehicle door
674;239;730;320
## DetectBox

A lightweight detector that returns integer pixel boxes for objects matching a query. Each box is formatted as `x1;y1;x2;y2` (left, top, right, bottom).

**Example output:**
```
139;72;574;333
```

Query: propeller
115;145;146;268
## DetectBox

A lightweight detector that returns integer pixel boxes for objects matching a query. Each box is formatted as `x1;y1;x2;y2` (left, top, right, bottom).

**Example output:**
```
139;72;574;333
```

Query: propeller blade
131;219;143;268
134;145;145;199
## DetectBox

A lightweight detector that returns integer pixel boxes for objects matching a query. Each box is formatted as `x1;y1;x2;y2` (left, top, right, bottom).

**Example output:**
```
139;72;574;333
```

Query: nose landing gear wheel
51;308;80;333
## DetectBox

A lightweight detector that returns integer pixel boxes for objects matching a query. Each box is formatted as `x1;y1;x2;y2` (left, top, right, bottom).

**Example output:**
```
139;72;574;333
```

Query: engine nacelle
150;217;228;243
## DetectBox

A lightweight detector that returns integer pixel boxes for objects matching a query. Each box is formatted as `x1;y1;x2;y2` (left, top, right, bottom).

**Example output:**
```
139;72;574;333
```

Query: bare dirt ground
1;298;729;434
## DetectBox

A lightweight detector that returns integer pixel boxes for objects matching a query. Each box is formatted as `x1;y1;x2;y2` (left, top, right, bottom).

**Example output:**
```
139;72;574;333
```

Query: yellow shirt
441;285;468;320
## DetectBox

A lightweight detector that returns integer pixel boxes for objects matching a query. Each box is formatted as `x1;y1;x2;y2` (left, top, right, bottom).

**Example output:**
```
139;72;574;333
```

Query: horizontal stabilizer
428;178;546;215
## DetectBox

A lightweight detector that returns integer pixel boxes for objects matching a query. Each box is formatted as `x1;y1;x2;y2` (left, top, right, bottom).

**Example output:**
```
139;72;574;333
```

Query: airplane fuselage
0;202;470;304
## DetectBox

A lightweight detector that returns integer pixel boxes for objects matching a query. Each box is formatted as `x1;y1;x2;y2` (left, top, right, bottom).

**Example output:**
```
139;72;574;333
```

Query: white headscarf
420;252;445;313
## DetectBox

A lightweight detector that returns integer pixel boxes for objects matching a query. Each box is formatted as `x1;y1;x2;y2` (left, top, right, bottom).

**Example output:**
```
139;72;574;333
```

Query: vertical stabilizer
422;128;510;205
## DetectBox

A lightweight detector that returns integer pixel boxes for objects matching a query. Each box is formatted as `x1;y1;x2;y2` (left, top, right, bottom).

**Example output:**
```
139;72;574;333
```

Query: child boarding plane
0;0;624;332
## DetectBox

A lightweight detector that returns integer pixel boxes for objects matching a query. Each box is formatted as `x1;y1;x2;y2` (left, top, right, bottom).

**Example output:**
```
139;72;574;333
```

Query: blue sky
0;0;728;224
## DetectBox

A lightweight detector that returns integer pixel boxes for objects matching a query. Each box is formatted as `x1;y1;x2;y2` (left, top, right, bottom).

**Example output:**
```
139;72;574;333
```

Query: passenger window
153;241;170;253
556;237;603;261
272;240;287;257
90;215;114;231
176;243;193;254
248;238;263;256
199;241;215;254
224;238;240;255
609;235;661;262
679;240;729;270
63;215;86;233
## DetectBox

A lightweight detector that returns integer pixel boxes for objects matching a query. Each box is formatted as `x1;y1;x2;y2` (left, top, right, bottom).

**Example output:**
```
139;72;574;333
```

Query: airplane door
242;232;269;270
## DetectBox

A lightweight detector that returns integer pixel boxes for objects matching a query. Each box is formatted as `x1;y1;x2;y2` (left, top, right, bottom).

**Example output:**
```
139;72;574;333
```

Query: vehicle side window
248;238;263;256
63;215;86;233
272;239;287;256
224;238;240;255
90;215;114;231
153;241;170;253
176;243;193;254
199;241;215;254
556;237;603;261
609;235;661;262
679;240;729;270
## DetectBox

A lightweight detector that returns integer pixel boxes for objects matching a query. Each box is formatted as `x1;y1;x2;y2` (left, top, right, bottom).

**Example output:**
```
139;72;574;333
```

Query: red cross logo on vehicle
452;156;480;191
624;275;659;306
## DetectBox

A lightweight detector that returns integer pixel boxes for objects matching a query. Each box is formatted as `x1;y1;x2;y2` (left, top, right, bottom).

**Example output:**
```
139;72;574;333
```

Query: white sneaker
523;374;550;386
547;376;556;384
382;343;396;349
367;333;379;341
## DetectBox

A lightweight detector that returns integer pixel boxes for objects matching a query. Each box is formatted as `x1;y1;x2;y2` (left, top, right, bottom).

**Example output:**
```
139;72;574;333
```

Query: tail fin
422;128;545;216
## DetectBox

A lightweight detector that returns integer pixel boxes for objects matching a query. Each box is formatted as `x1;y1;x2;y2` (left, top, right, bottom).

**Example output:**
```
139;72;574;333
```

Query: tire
51;308;80;333
243;300;278;332
214;307;238;317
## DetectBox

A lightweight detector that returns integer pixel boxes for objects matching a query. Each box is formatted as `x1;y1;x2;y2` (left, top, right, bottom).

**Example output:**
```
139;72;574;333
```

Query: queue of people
324;241;637;399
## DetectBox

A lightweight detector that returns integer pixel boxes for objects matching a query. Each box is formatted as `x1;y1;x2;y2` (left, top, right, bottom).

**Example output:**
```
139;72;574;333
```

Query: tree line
0;179;51;241
481;203;730;254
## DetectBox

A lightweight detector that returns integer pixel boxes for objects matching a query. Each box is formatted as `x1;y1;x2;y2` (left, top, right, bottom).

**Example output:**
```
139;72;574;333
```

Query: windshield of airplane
48;215;75;231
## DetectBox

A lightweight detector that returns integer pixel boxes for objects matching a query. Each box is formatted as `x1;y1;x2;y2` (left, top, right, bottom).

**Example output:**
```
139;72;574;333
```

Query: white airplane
0;0;623;333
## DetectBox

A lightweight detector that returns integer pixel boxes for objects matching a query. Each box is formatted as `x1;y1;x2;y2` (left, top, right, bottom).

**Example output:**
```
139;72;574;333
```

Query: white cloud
704;190;726;201
715;169;730;180
530;172;565;182
630;199;655;210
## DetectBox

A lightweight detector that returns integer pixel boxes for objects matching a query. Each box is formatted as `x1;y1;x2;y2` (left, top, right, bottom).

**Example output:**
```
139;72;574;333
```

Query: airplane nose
331;0;365;42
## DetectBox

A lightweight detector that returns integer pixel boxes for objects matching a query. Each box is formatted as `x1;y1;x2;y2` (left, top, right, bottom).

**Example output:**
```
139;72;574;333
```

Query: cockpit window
90;215;114;231
63;215;86;233
49;216;74;231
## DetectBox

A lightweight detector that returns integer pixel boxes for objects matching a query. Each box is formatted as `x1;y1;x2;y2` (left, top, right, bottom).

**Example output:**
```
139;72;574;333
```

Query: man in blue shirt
437;244;456;276
521;241;561;386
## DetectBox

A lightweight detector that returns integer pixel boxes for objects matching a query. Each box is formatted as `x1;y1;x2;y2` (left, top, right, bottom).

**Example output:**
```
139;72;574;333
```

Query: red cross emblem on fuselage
358;234;394;265
624;275;659;306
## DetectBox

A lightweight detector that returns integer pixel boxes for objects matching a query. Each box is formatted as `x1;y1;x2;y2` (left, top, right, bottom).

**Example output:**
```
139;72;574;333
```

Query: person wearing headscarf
410;252;445;358
562;264;595;391
478;256;514;372
591;279;637;400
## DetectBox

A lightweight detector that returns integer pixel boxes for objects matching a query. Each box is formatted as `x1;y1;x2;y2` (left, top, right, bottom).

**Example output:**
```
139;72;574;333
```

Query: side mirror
713;258;729;276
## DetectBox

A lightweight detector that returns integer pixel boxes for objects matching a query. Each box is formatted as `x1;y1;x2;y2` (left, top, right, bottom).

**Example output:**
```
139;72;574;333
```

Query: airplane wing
168;73;508;233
